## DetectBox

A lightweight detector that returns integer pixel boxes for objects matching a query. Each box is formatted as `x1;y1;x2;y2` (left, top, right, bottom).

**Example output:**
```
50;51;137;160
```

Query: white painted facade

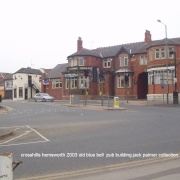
13;73;41;101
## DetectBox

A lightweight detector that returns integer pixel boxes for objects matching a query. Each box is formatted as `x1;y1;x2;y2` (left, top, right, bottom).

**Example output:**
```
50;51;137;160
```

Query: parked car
34;93;54;102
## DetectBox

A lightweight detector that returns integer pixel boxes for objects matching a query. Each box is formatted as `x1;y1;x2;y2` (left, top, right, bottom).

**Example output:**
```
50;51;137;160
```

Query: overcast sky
0;0;180;73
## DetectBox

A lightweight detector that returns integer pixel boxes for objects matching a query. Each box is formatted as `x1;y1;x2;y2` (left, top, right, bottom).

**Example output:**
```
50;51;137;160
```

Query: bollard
113;97;119;108
0;153;13;180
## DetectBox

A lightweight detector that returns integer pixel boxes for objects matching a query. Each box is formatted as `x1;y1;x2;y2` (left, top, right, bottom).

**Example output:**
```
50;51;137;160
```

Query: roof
14;67;42;75
47;63;68;79
67;37;180;58
68;42;148;59
68;48;102;58
95;42;147;57
146;38;180;48
0;73;13;80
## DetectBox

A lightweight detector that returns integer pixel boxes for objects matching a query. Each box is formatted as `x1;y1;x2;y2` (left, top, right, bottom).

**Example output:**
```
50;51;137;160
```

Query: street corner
0;105;14;113
0;125;49;147
0;129;13;140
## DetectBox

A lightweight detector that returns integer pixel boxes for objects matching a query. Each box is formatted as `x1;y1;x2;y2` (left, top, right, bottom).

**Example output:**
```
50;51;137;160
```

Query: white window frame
79;57;84;66
103;59;111;68
155;48;165;59
66;78;69;89
79;76;89;88
52;79;62;89
70;58;78;67
120;56;128;67
117;75;130;88
139;55;147;65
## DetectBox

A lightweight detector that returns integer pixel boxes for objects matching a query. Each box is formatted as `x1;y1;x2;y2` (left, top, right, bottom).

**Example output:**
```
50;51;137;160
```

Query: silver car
34;93;54;102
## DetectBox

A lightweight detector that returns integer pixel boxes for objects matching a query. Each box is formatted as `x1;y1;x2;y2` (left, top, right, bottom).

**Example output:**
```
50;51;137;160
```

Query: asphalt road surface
0;100;180;179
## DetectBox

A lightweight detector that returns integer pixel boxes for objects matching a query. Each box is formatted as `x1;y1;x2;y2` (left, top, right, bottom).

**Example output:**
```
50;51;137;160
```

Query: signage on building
43;79;49;85
67;66;92;71
64;74;78;78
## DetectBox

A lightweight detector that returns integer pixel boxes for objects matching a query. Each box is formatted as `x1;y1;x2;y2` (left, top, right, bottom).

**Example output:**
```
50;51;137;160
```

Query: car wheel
34;98;37;102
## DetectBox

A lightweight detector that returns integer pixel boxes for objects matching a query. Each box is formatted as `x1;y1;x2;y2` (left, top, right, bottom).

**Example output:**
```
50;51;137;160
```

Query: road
0;100;180;179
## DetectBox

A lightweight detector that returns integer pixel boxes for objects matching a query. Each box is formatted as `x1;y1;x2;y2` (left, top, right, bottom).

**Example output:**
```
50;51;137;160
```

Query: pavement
72;157;180;180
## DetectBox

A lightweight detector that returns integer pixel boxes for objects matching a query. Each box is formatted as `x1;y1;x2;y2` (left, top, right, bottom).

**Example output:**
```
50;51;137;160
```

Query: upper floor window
5;81;13;89
79;57;84;66
120;56;128;67
70;57;84;67
155;47;175;59
70;58;77;67
103;59;111;68
139;55;147;65
155;48;165;59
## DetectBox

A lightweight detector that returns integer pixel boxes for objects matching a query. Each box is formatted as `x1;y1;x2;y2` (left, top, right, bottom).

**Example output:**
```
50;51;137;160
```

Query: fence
147;94;180;105
70;95;127;108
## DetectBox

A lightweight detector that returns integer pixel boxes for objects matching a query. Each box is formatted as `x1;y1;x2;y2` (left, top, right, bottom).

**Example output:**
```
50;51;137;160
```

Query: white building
13;67;42;100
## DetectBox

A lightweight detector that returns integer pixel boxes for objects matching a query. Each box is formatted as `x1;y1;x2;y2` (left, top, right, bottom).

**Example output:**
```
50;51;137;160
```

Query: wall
13;73;41;100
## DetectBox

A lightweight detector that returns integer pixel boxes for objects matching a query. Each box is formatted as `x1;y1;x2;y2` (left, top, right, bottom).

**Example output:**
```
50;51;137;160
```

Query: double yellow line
17;156;179;180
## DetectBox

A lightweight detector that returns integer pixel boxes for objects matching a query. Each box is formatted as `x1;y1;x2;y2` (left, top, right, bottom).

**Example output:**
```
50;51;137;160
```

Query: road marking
0;140;48;147
17;156;179;180
0;130;32;145
0;125;26;129
26;125;49;142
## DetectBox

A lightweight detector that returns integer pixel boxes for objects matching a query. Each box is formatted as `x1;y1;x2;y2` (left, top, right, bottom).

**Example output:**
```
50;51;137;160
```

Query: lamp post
157;20;169;104
170;50;179;104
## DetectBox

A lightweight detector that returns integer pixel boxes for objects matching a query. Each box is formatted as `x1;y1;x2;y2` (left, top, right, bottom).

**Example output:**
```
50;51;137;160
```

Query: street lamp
157;20;169;104
170;50;179;104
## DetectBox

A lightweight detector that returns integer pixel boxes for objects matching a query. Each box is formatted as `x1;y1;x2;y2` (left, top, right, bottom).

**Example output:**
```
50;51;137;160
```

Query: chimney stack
144;30;151;43
77;37;83;51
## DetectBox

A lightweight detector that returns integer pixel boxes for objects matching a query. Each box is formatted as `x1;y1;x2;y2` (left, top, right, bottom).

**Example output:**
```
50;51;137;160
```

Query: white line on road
0;140;48;147
0;130;32;144
26;125;49;142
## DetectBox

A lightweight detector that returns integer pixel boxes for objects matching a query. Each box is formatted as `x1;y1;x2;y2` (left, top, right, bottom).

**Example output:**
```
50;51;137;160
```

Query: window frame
103;59;111;68
120;55;128;67
117;75;131;88
52;79;62;89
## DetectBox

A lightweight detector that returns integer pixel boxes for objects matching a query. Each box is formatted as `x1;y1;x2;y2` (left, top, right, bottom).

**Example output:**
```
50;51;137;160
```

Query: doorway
137;72;148;99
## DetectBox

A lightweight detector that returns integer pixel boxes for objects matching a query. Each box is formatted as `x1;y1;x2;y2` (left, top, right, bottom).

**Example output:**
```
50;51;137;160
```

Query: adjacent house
42;64;68;100
0;73;13;99
13;67;42;100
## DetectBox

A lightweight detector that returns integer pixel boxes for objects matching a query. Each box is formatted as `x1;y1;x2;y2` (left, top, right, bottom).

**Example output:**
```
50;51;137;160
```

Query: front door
25;89;28;99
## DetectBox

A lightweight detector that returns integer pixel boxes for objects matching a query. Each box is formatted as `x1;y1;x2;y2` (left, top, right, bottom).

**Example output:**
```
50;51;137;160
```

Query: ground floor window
79;76;89;88
52;79;62;89
66;77;89;89
117;75;130;88
66;78;78;89
148;69;175;85
19;87;23;98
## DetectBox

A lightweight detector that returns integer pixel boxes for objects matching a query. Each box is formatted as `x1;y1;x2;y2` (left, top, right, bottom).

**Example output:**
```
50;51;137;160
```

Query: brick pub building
44;30;180;102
